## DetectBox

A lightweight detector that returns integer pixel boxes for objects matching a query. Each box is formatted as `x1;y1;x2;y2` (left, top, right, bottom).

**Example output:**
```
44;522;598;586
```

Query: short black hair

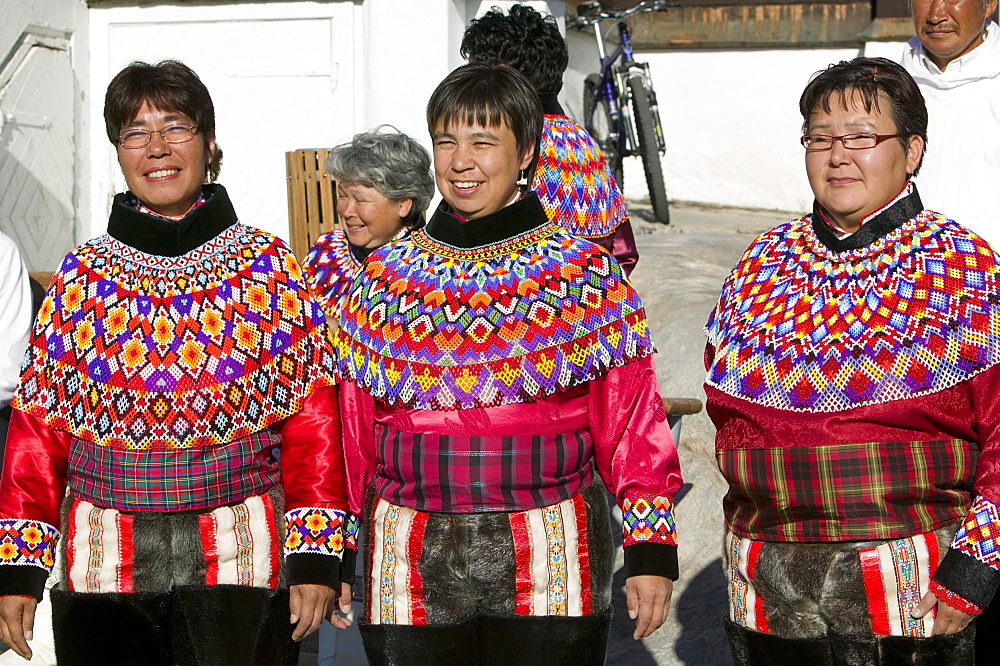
104;60;216;146
460;4;568;94
800;57;927;175
427;63;543;162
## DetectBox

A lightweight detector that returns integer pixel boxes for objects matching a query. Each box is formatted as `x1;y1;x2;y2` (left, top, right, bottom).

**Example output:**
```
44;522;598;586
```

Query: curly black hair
460;4;569;94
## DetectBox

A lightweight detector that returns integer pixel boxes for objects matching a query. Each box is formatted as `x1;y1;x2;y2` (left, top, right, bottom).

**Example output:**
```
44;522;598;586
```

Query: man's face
912;0;998;70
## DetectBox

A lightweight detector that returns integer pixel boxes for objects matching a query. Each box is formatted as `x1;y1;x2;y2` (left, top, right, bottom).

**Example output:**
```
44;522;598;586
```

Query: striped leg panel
366;497;429;625
859;531;938;637
727;531;768;633
66;498;135;593
510;493;593;617
200;494;279;588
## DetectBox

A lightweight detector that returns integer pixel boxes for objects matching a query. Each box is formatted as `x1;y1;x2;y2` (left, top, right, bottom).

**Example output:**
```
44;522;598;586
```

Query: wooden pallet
285;148;339;261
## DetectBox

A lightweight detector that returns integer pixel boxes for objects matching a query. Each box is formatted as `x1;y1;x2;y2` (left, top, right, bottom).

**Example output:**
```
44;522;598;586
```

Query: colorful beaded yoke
705;211;1000;412
305;229;361;320
13;224;336;449
533;115;627;239
336;221;653;410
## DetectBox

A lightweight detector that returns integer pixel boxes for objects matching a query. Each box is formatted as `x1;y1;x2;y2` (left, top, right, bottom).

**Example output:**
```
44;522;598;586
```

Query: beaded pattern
283;507;347;559
706;212;1000;412
952;495;1000;572
12;225;336;449
929;580;983;615
622;494;677;547
336;227;653;410
532;115;628;238
304;229;361;320
0;519;59;572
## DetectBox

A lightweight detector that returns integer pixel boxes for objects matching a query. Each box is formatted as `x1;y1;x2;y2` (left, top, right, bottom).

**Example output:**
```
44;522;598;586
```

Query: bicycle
571;0;671;224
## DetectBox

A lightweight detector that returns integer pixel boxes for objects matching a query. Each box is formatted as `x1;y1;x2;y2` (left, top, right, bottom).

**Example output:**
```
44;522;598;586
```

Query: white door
0;29;76;271
90;2;357;242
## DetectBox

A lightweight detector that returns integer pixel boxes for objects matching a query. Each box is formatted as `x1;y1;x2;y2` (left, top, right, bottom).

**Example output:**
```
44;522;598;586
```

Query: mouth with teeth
145;168;180;179
452;181;481;192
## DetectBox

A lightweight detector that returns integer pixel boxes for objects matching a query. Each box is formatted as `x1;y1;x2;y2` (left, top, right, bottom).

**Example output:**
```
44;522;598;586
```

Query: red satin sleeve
0;409;71;526
588;356;682;504
970;364;1000;505
589;218;639;277
336;380;378;516
277;385;348;513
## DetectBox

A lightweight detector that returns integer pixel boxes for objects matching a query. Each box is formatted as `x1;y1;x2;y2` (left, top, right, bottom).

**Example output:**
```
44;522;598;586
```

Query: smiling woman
0;60;350;664
705;57;1000;665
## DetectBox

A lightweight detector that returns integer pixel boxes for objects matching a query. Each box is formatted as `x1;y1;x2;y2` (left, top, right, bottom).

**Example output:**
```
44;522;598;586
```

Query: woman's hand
626;575;673;640
911;590;976;635
289;583;336;641
0;595;36;660
326;582;354;630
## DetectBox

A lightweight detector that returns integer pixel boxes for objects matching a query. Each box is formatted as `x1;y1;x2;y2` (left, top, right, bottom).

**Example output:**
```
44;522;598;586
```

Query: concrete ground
0;200;794;666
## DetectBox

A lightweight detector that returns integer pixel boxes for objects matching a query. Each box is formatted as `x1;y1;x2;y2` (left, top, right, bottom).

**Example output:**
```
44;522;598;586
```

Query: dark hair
325;125;434;228
799;57;927;175
460;4;568;94
427;63;543;162
104;60;216;147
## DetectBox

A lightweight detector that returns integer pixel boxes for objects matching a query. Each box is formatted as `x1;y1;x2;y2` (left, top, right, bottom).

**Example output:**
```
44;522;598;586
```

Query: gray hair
324;126;434;227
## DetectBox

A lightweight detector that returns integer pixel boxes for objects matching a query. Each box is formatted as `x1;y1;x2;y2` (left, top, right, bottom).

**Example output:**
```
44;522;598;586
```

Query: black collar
424;192;549;249
108;184;239;257
539;93;565;117
811;188;924;252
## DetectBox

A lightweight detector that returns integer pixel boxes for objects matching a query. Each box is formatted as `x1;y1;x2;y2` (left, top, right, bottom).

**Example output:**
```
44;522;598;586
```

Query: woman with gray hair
305;126;434;322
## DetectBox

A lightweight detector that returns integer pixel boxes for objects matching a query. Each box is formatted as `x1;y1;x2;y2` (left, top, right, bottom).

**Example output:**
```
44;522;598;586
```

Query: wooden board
285;148;338;262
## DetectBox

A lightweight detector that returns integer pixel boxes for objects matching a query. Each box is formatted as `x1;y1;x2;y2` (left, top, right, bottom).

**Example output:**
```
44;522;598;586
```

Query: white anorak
901;20;1000;248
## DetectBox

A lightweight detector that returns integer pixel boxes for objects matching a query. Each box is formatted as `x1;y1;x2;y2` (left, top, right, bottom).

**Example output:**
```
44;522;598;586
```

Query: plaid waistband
718;439;977;542
68;430;281;512
374;424;594;513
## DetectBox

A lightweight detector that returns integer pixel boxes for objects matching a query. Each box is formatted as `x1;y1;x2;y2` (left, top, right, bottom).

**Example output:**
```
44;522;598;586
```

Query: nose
450;143;473;172
827;137;851;165
924;0;948;22
145;130;171;157
339;199;357;219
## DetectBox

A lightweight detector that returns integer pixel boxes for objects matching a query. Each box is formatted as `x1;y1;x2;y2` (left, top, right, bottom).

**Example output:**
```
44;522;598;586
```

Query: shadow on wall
674;559;733;666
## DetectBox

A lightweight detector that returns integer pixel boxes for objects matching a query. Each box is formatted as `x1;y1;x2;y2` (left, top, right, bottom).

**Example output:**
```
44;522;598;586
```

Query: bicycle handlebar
568;0;678;30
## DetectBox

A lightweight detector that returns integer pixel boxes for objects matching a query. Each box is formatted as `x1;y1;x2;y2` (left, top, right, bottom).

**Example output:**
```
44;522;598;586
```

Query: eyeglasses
118;124;199;149
800;133;901;152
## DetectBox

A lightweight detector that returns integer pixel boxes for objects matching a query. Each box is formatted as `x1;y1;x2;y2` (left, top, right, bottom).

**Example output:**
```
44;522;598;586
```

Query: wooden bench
285;148;339;262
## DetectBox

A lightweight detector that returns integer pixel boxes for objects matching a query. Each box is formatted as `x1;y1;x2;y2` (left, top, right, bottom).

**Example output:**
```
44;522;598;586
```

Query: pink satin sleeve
970;364;1000;505
337;380;378;516
588;356;683;505
277;385;348;513
0;409;71;526
589;218;639;277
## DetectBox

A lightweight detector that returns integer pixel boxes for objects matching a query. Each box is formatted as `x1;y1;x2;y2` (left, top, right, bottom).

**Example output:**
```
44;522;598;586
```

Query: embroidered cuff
928;580;983;615
0;519;59;573
933;532;1000;609
345;512;360;552
622;494;677;548
952;495;1000;571
284;507;347;559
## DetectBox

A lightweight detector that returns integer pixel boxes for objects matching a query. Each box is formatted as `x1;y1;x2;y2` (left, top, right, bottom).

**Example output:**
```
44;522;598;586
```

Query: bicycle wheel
627;74;669;224
584;74;625;189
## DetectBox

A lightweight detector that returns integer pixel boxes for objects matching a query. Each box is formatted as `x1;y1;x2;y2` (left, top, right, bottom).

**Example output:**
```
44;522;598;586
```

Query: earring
517;168;529;187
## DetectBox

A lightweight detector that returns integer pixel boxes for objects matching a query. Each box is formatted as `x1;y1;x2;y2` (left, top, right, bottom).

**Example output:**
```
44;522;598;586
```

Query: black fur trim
424;193;549;249
478;605;612;666
0;564;48;600
358;619;478;666
829;624;974;665
286;552;341;588
108;183;237;257
810;188;923;252
51;585;174;666
723;617;834;666
171;584;298;666
340;547;358;585
932;548;1000;609
975;590;1000;664
623;542;678;580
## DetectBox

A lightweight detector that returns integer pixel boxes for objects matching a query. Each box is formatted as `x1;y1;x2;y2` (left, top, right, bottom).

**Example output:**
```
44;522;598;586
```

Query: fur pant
358;481;614;665
724;526;975;665
50;490;297;665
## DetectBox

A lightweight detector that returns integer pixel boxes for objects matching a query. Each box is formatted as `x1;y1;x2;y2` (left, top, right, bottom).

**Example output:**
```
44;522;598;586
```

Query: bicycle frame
591;17;639;158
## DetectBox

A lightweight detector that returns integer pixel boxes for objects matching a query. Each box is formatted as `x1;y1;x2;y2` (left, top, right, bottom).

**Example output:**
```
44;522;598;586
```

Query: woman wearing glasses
705;56;1000;664
0;60;350;664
